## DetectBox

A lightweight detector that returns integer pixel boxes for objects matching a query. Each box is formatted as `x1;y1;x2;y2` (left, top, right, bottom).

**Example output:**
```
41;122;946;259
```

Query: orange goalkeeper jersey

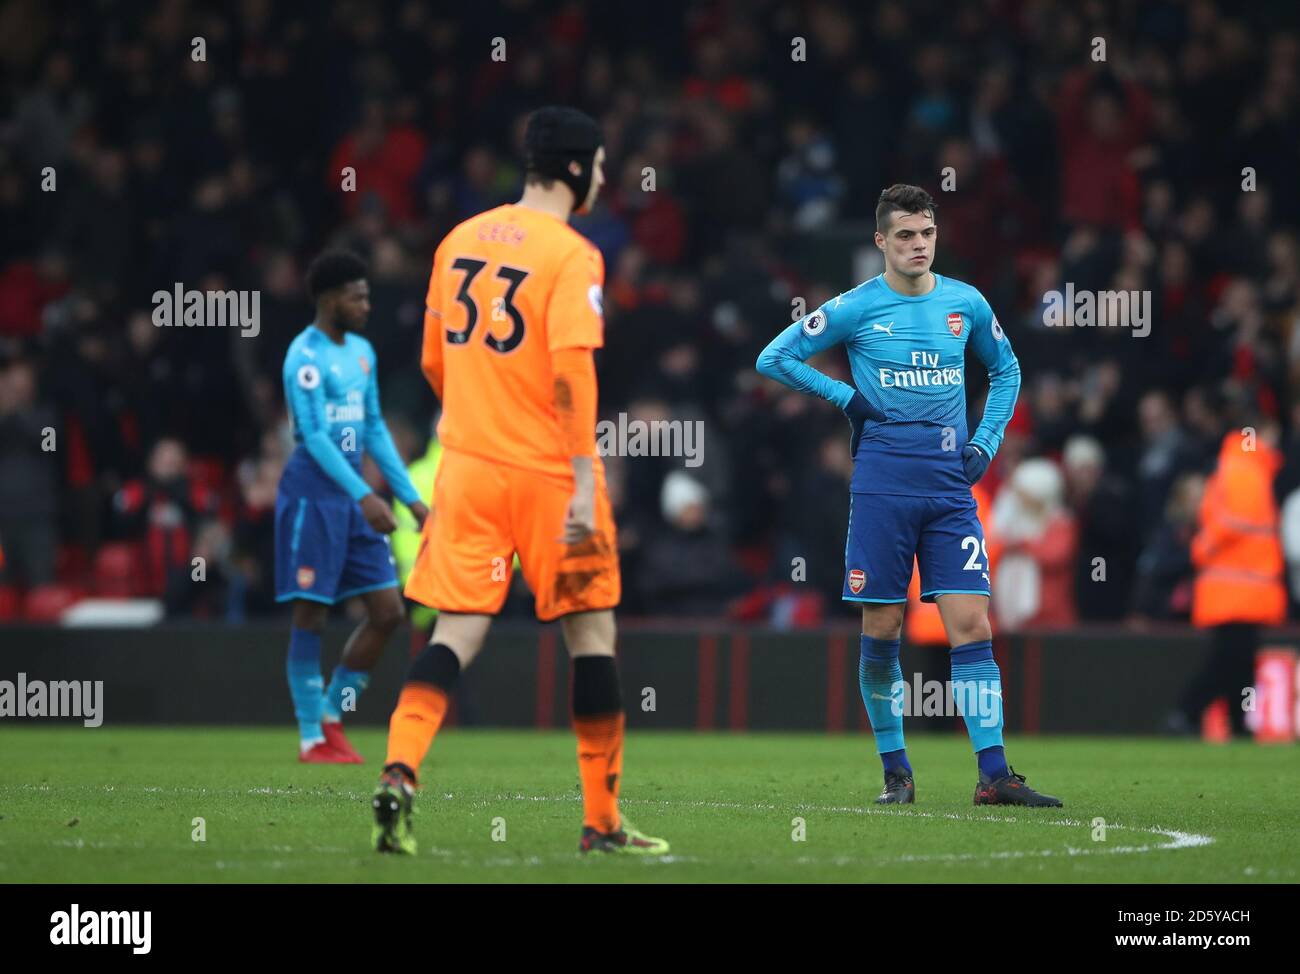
422;203;605;478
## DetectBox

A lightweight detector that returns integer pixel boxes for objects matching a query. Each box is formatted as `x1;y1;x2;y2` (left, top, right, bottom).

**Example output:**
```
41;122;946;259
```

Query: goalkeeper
756;184;1061;808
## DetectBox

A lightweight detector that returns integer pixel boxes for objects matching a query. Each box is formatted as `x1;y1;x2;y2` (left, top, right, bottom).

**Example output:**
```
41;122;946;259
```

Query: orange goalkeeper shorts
404;448;621;622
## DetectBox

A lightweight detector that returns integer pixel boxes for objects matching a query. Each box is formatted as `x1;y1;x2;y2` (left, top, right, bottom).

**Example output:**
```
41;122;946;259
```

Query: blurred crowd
3;0;1300;629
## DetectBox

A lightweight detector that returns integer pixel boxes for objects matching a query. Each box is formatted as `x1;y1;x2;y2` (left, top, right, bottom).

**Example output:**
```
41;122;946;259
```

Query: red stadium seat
23;584;83;622
188;456;234;522
187;456;229;494
56;543;90;585
93;543;142;597
0;585;20;621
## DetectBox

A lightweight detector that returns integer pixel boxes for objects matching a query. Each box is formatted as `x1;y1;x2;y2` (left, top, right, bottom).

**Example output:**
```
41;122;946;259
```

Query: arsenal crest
848;568;866;594
946;312;963;337
297;566;316;589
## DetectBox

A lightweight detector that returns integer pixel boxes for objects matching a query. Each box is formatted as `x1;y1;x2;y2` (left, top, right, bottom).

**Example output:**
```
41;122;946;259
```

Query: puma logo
872;322;894;336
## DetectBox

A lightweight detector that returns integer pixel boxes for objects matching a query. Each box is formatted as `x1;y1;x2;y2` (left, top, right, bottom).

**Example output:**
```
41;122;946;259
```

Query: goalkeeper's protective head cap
524;106;603;207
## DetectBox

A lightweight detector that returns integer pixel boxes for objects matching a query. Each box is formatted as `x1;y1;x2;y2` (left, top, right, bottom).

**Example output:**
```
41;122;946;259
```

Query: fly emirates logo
879;350;963;389
325;390;365;423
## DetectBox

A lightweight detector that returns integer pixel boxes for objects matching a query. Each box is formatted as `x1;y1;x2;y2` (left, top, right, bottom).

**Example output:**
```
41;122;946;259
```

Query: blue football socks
286;627;324;748
950;640;1009;780
859;635;909;769
323;664;371;723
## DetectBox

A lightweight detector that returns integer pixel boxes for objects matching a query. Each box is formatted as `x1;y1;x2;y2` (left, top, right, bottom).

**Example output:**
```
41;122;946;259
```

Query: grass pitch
1;727;1296;883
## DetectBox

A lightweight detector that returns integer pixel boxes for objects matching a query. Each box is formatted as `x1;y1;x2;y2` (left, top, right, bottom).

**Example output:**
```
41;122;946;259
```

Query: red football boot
321;721;364;763
299;739;352;764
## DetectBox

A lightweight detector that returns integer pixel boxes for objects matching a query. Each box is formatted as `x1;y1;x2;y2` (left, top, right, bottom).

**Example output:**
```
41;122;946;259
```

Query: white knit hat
661;471;708;522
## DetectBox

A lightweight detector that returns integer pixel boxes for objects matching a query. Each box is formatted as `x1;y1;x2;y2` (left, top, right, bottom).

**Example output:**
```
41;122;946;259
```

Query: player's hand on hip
561;483;596;545
408;500;430;529
844;391;885;459
962;444;990;485
360;493;399;534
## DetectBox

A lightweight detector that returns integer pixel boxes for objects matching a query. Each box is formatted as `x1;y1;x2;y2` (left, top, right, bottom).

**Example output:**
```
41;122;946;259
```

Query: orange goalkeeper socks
572;655;625;834
384;643;462;782
385;683;449;777
574;712;625;833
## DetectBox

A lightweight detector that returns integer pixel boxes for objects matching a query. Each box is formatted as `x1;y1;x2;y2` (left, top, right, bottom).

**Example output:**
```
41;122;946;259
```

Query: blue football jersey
279;324;419;504
756;273;1020;496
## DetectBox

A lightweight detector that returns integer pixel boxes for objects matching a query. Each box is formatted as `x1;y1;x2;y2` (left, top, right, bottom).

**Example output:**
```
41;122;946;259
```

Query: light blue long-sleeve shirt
279;324;420;505
756;273;1020;495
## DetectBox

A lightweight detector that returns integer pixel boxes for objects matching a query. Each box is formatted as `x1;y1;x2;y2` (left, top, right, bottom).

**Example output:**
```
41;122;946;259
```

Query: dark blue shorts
274;490;397;604
842;492;990;603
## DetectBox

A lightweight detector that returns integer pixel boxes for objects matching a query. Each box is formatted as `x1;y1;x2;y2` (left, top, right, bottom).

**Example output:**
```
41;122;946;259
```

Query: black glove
844;391;886;459
962;444;990;484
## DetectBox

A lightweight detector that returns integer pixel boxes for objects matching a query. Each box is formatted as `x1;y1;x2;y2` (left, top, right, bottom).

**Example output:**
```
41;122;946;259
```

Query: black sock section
572;655;622;717
406;642;462;692
382;762;417;785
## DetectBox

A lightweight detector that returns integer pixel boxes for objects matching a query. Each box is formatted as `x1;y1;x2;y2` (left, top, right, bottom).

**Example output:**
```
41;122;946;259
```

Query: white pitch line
457;793;1215;863
2;784;1216;865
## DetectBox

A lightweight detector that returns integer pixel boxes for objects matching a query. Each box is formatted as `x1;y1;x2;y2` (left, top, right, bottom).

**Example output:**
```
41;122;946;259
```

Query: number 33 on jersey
421;203;605;479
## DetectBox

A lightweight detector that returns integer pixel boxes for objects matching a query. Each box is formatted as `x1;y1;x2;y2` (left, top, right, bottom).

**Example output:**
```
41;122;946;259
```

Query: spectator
638;471;746;616
1062;435;1137;620
0;359;58;588
112;438;216;596
164;519;235;620
776;119;844;230
990;458;1078;631
328;99;429;226
1135;390;1202;540
1172;422;1287;736
1131;472;1202;621
1279;481;1300;615
1057;67;1150;232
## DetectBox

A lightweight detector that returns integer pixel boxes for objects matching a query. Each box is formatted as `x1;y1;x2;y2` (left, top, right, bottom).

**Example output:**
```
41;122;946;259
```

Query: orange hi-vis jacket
904;481;997;645
1191;430;1286;628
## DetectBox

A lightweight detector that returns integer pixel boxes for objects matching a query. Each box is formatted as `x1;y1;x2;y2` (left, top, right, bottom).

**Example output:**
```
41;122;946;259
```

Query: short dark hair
876;184;936;233
306;250;368;302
